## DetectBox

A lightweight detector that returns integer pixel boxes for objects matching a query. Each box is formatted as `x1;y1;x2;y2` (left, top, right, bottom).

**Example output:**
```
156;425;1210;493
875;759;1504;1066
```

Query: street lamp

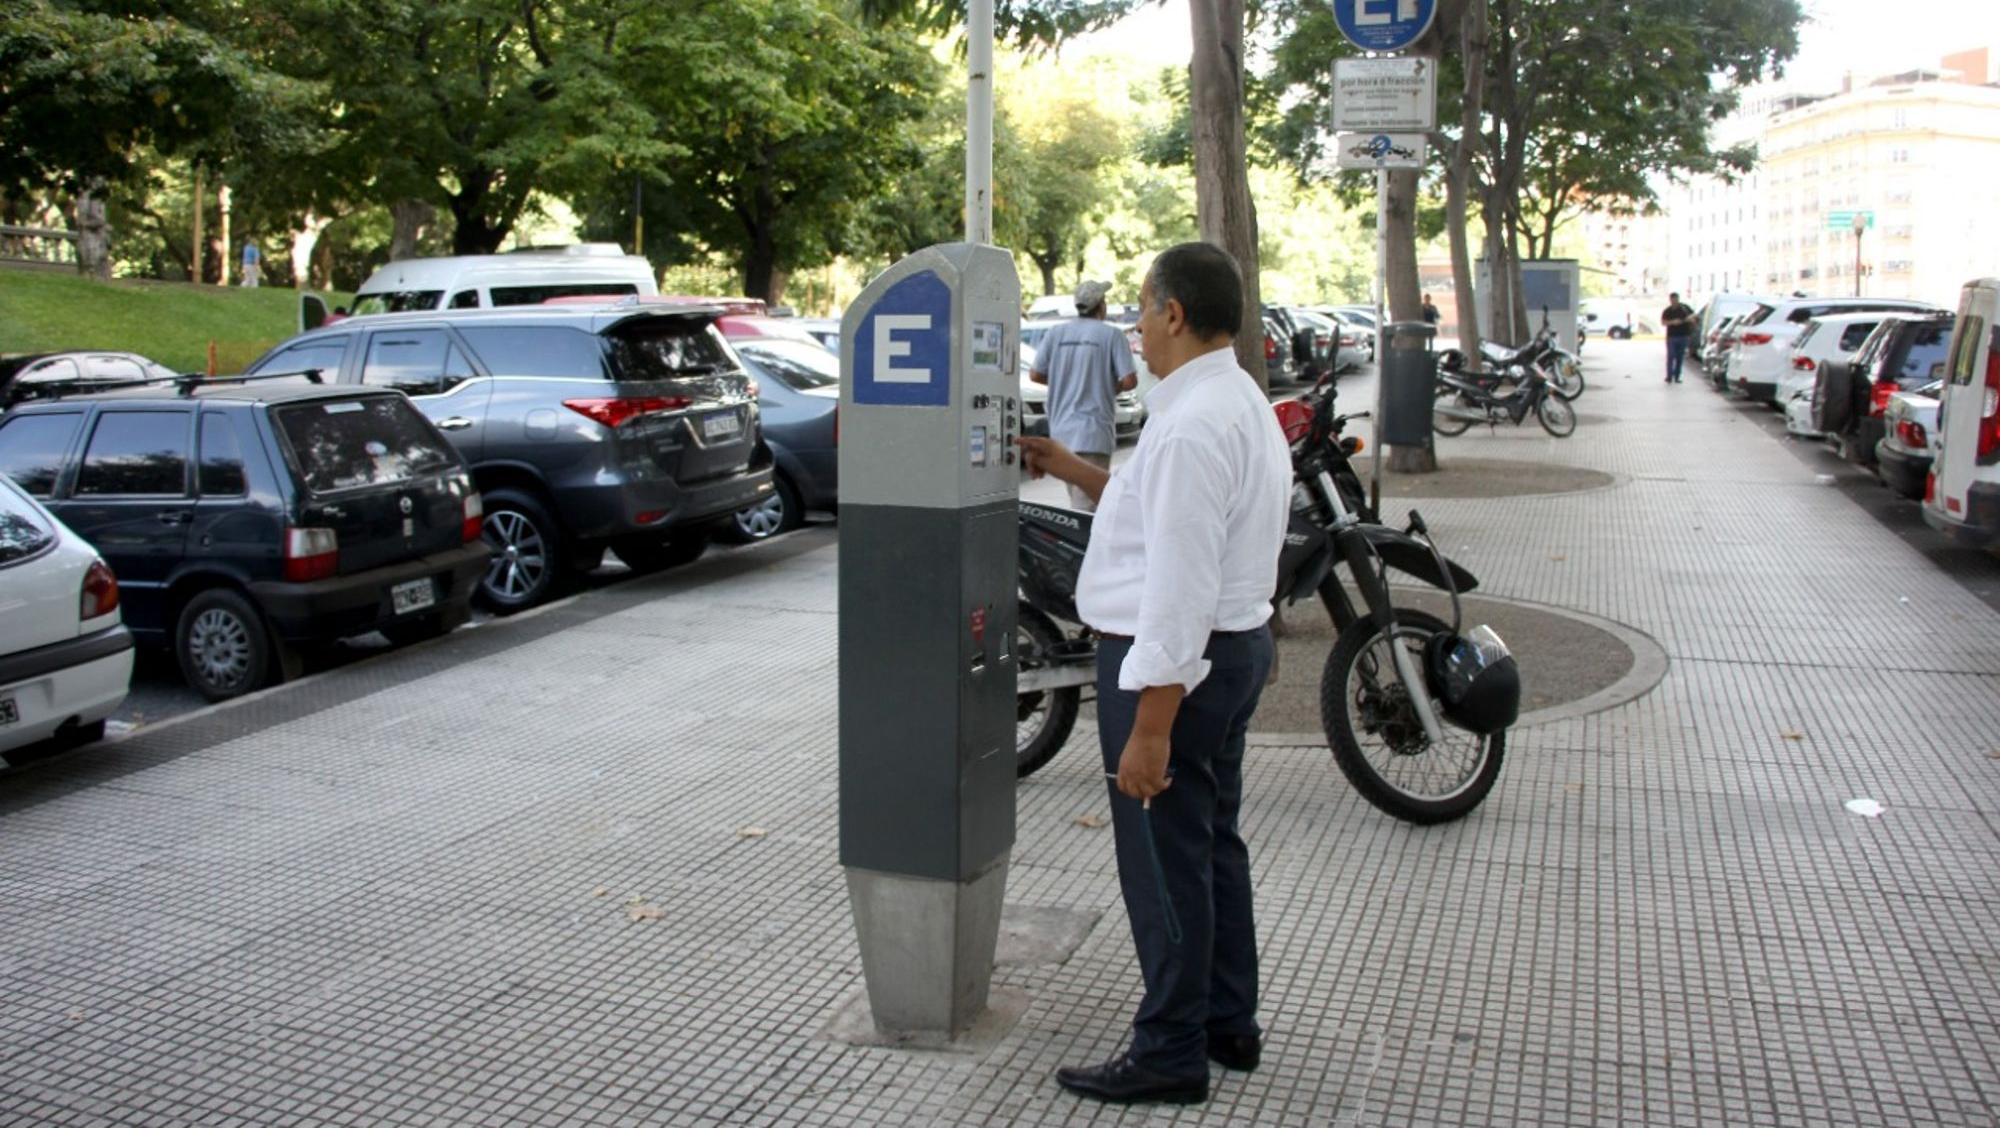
1851;211;1867;297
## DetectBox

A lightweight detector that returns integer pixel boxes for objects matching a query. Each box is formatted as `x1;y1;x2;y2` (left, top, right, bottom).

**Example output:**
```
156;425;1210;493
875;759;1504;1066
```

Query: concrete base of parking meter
845;860;1008;1036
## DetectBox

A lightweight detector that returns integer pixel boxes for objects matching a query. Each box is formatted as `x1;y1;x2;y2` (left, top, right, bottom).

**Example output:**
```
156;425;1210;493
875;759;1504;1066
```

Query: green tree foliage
996;95;1125;295
260;0;669;255
0;0;316;196
598;0;943;302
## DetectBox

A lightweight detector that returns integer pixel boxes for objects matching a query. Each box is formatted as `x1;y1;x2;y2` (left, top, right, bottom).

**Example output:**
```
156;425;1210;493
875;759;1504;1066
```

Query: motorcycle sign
1336;132;1428;170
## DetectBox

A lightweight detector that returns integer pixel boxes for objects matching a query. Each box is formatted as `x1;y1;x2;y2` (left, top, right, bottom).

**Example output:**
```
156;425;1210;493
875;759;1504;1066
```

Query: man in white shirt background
1030;279;1136;512
1016;242;1292;1106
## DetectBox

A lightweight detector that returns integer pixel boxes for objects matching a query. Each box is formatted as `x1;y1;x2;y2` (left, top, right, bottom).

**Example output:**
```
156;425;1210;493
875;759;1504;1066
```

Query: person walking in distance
1661;291;1696;383
1421;293;1441;325
1030;279;1136;512
1015;243;1291;1106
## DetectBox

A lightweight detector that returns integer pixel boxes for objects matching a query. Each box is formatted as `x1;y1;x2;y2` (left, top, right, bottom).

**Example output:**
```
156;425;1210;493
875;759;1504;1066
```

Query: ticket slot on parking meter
839;243;1021;1037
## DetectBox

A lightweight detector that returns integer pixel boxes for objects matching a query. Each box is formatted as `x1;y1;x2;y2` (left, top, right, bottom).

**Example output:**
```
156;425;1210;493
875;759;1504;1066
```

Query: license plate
0;698;15;727
701;410;742;440
391;577;436;616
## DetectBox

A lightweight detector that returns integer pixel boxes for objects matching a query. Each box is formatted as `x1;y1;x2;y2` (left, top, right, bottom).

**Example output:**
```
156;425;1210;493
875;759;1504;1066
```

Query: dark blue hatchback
0;382;489;700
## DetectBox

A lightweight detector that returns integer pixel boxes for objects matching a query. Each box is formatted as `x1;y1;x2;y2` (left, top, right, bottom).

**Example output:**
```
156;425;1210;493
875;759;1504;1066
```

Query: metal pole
1852;215;1864;297
633;174;644;256
965;0;994;245
1371;166;1387;514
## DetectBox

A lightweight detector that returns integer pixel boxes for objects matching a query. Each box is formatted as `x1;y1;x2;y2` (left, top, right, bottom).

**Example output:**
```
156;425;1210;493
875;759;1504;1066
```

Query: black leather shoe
1207;1031;1262;1072
1055;1055;1208;1105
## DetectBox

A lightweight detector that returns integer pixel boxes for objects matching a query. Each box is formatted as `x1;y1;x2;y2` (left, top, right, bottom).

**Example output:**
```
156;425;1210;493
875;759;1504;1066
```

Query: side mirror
300;292;330;333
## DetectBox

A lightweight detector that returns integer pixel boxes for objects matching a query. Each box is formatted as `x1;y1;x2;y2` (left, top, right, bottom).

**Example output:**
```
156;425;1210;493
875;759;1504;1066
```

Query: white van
1921;277;2000;546
349;244;658;315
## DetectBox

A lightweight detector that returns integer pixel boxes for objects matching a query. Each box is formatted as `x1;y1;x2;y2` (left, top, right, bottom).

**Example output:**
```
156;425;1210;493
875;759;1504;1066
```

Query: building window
1891;149;1910;163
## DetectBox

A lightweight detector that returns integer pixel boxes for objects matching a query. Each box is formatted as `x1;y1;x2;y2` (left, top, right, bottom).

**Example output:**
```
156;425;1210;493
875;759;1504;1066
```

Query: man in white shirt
1016;242;1291;1106
1030;279;1136;512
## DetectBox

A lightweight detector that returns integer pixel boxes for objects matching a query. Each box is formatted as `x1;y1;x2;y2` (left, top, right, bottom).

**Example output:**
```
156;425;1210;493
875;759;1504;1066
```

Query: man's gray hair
1144;242;1244;340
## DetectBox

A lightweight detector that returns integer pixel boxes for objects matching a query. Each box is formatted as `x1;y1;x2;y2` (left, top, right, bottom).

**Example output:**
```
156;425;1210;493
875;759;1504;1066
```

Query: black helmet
1437;348;1467;373
1423;625;1520;735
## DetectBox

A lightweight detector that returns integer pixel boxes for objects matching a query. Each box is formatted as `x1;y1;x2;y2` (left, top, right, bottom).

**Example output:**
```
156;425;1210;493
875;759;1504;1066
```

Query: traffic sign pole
1372;166;1387;512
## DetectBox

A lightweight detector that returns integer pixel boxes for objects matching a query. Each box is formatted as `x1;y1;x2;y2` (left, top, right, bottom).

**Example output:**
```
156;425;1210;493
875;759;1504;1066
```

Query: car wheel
176;587;278;702
725;475;803;543
613;529;710;571
478;489;568;614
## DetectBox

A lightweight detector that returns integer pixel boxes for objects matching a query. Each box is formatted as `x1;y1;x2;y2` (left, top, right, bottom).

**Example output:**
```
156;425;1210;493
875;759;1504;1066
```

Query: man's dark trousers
1095;628;1273;1078
1666;335;1689;382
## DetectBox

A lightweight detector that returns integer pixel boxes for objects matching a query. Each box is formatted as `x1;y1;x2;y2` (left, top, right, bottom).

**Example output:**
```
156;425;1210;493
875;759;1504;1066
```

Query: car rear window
272;396;458;494
739;340;839;391
0;481;56;566
606;321;739;380
0;412;83;495
1890;323;1953;384
1744;304;1776;326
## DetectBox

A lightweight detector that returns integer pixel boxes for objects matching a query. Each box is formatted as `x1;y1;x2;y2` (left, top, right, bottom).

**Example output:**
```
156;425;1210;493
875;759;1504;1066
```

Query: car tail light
1792;355;1816;371
1870;380;1898;416
80;559;119;620
1741;332;1773;347
1978;340;2000;465
1925;471;1937;503
461;492;484;544
1264;334;1279;361
1896;419;1928;449
562;396;693;429
283;526;338;582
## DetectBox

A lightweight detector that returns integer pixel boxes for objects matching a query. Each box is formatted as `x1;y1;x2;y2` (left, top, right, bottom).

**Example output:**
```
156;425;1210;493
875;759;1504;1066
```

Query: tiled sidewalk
1;342;1996;1125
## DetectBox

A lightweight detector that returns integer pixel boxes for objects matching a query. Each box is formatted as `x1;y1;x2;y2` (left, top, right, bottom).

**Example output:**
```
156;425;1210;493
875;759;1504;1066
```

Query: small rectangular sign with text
1332;57;1437;132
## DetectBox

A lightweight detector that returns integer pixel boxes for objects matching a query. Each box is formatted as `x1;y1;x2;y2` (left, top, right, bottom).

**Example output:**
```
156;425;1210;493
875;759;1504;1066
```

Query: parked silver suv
245;305;772;610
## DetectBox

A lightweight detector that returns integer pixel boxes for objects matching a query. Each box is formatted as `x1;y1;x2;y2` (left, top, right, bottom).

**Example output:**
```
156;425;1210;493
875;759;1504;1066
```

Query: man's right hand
1013;435;1112;503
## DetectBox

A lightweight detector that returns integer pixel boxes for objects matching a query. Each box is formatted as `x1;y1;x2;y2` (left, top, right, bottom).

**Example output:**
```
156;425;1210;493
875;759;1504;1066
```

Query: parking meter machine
838;244;1022;1037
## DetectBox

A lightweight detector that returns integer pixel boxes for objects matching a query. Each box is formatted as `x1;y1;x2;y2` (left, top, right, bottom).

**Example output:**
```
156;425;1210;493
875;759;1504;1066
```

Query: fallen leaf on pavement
1987;750;2000;760
1780;730;1805;741
1074;814;1108;829
591;886;610;898
738;826;768;839
627;903;665;923
1550;554;1568;562
1563;783;1584;795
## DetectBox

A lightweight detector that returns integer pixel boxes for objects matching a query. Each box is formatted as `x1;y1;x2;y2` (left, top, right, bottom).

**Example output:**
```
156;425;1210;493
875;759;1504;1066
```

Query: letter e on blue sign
854;270;952;407
1335;0;1437;53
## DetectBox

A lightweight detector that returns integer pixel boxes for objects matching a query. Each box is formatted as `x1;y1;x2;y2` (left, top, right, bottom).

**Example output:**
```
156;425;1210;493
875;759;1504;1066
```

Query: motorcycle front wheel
1547;356;1586;401
1016;603;1081;779
1536;393;1577;437
1319;610;1506;824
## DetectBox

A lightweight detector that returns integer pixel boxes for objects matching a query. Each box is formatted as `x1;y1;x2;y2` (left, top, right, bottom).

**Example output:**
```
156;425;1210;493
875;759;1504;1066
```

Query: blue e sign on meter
1335;0;1438;53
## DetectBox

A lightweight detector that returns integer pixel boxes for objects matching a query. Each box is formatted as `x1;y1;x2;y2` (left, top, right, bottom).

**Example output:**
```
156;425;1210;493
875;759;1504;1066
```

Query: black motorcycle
1014;377;1515;825
1431;362;1577;438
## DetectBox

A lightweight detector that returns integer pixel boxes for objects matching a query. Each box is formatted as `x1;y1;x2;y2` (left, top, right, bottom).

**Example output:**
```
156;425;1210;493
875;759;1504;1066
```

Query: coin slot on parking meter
838;243;1021;1038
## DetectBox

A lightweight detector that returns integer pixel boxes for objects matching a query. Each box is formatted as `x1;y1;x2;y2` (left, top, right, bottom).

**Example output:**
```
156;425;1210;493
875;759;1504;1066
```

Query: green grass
0;268;347;374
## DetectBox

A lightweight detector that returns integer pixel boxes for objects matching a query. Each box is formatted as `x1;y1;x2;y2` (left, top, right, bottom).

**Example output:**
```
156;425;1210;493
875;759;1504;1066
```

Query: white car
1728;296;1939;403
1875;381;1943;499
0;476;132;760
1775;312;1886;419
1923;277;2000;546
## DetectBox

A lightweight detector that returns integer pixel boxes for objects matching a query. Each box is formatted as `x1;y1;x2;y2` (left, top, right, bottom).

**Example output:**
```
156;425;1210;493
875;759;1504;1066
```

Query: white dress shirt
1075;346;1292;693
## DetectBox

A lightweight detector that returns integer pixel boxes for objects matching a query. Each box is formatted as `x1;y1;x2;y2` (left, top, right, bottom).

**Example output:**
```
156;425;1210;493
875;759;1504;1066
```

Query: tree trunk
1187;0;1265;389
391;199;437;260
742;223;780;305
1031;254;1058;296
190;163;205;285
1481;199;1512;345
290;213;334;288
1444;0;1487;367
73;179;112;280
217;183;232;286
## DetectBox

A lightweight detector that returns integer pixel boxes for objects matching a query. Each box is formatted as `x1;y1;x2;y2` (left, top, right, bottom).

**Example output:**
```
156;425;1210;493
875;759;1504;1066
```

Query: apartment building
1640;48;2000;307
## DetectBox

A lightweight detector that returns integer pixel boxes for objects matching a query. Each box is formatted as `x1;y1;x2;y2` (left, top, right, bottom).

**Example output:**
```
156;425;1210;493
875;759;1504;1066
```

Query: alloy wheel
187;608;253;692
483;509;548;602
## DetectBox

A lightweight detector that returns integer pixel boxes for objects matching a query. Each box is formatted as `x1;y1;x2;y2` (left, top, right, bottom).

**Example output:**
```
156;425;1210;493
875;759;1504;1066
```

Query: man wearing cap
1031;280;1137;511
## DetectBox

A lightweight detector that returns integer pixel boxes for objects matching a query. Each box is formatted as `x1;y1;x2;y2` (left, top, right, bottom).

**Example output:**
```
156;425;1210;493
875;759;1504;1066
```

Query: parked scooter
1444;323;1586;402
1432;362;1577;438
1015;376;1519;825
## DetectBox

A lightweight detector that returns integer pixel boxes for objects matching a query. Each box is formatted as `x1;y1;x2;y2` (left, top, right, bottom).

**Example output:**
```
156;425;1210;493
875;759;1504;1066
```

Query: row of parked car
0;277;854;756
1694;279;2000;546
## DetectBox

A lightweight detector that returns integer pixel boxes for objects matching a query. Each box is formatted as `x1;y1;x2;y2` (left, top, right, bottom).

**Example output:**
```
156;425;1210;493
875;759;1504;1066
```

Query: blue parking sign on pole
1334;0;1438;53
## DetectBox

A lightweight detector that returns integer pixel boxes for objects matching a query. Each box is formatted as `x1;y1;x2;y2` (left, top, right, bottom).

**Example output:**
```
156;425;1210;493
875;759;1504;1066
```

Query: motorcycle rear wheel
1016;603;1081;779
1432;391;1475;436
1319;610;1506;824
